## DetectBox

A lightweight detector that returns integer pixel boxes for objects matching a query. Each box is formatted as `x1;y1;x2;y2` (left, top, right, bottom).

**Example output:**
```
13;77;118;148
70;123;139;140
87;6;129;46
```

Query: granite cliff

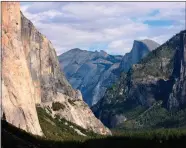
119;39;159;72
2;2;43;136
2;2;111;136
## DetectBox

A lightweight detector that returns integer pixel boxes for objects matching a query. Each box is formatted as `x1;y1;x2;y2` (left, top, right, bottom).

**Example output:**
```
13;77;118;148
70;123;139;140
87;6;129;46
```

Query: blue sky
20;2;185;55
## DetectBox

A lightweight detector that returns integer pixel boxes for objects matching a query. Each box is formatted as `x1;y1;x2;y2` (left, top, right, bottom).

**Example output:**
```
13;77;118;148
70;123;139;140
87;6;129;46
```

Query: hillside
58;49;122;106
92;30;186;129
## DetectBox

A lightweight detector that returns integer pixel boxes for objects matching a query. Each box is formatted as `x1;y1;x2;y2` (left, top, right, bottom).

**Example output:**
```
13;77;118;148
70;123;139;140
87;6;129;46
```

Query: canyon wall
2;2;43;136
2;2;111;136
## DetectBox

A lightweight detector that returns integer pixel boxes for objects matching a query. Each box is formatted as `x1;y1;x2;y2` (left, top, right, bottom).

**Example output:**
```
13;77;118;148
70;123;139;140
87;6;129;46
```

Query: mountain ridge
58;48;123;106
58;39;159;106
92;30;186;129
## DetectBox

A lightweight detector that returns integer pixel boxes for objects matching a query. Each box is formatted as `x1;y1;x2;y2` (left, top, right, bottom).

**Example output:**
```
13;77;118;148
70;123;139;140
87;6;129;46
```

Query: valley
1;1;186;148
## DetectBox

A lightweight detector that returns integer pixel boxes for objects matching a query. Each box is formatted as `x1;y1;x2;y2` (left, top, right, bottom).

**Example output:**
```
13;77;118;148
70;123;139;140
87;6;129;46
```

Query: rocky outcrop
20;13;111;135
168;32;186;109
2;2;111;136
92;30;186;128
2;2;43;136
58;49;123;106
40;93;111;135
21;12;76;103
119;39;159;72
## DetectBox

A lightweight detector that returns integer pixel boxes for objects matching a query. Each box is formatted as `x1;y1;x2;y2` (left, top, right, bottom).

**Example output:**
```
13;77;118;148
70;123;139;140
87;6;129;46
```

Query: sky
20;2;185;56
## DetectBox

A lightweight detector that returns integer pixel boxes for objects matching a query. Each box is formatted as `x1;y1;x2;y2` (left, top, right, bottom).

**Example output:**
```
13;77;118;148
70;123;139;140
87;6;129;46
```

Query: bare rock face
41;93;111;135
58;49;122;106
119;39;160;72
2;2;111;136
75;90;83;100
20;11;111;136
20;12;76;103
2;2;43;136
167;32;186;109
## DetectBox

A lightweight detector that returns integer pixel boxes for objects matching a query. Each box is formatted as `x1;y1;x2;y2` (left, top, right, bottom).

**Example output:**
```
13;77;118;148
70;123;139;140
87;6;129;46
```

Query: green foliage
46;106;52;114
132;46;175;79
156;108;186;128
111;84;116;90
112;128;186;140
132;33;181;79
68;99;76;106
36;107;101;142
122;106;147;120
52;102;65;111
117;102;186;130
3;119;186;148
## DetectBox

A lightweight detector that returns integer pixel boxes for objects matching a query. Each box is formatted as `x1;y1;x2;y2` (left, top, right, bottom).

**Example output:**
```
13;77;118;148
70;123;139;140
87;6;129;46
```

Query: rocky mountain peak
119;39;160;72
70;48;82;52
131;39;159;64
141;39;160;51
133;39;159;51
99;50;108;57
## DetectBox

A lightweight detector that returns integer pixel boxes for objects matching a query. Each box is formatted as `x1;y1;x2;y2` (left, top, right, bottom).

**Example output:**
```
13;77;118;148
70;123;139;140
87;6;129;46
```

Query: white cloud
20;2;185;56
107;39;133;55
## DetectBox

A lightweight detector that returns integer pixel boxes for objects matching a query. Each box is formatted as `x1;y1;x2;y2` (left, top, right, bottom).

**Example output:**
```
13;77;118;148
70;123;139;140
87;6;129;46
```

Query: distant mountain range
58;39;160;106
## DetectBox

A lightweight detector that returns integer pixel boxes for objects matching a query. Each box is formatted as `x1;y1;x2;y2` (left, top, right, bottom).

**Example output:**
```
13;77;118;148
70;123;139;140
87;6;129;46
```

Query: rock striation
2;2;43;136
